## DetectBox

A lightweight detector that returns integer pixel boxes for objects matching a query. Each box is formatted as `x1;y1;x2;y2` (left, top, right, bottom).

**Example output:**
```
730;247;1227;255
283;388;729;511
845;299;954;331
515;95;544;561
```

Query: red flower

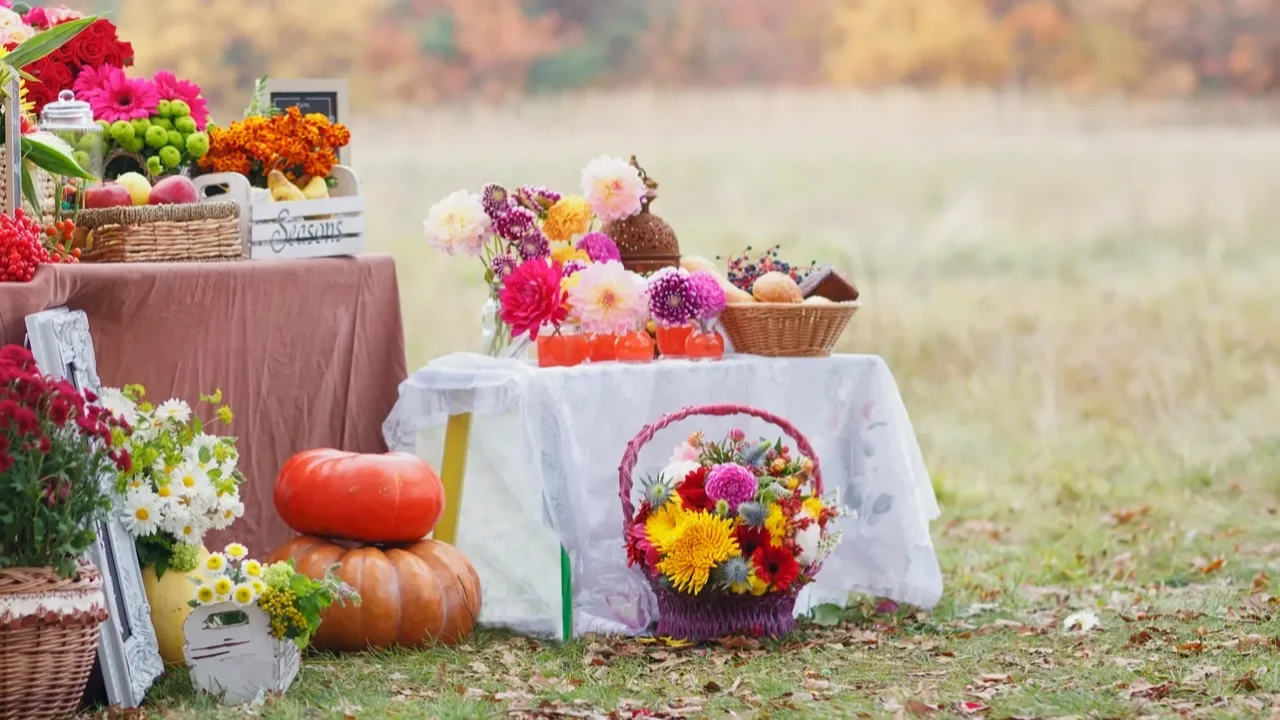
110;40;135;67
38;436;51;454
676;466;713;512
14;406;39;435
76;35;109;66
498;259;568;341
48;61;76;93
735;525;771;560
751;544;801;593
87;19;115;40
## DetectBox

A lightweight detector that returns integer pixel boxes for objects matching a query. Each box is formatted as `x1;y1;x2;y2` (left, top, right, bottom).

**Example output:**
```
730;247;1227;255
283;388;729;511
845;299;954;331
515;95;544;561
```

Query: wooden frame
264;78;351;166
5;74;23;216
25;308;163;709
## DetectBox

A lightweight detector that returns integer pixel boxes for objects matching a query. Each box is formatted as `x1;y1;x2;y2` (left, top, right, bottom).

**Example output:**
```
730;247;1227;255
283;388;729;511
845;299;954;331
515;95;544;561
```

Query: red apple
84;183;133;209
148;175;200;205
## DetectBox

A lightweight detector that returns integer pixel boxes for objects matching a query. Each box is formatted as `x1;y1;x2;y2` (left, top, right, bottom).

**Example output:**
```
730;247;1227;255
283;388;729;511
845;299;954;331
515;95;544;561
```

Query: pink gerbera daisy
90;67;158;123
152;70;209;130
72;64;113;105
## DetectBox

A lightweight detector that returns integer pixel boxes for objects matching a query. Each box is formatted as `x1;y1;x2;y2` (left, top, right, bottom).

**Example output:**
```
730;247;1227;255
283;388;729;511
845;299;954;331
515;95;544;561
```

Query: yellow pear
300;175;330;201
267;170;305;202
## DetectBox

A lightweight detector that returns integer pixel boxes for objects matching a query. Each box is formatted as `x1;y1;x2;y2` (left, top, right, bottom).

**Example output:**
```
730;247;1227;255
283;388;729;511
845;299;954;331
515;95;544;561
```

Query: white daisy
119;489;162;537
231;583;256;607
160;504;208;545
172;463;211;499
155;399;192;425
210;494;245;530
96;387;138;424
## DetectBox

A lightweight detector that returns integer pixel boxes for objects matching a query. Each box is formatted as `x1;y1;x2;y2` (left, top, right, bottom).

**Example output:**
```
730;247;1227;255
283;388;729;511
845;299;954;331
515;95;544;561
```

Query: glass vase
587;333;618;363
537;328;589;368
615;330;655;363
655;324;693;358
686;326;725;361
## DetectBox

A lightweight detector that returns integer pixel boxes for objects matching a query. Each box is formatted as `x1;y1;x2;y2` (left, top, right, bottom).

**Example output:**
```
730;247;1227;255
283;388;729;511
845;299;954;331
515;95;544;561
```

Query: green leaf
4;17;99;70
192;416;203;435
20;161;39;218
22;134;95;180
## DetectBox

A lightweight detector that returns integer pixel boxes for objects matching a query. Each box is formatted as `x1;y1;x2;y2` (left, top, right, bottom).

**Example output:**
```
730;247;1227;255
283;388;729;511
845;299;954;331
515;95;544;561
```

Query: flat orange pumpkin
267;535;481;651
274;449;444;544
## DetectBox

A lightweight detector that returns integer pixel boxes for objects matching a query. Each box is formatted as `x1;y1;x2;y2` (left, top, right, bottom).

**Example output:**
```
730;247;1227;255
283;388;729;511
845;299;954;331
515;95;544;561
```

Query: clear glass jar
39;90;103;210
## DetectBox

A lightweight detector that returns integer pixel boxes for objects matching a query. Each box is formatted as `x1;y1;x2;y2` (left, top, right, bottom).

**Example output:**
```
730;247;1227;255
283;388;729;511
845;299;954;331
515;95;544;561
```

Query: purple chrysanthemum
561;259;588;277
492;205;537;242
491;253;517;279
576;232;621;263
482;183;513;218
705;463;758;510
687;271;727;321
515;185;562;213
516;231;551;261
646;267;696;326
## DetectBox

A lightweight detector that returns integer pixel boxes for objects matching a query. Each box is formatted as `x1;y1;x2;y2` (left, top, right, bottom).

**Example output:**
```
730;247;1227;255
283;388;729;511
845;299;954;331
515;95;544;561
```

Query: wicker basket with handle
719;301;860;358
0;563;109;720
619;403;823;641
73;201;243;263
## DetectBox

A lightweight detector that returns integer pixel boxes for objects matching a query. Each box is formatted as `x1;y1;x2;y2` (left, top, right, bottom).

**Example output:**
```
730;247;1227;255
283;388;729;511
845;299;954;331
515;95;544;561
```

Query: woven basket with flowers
620;404;844;641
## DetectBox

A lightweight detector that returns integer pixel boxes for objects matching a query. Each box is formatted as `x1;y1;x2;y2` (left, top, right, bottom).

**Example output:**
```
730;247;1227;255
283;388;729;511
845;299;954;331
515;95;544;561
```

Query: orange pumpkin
267;535;481;651
274;449;444;543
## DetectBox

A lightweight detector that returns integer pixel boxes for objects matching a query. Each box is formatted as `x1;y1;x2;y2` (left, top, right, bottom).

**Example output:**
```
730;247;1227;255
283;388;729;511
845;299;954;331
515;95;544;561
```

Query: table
383;353;943;639
0;255;408;556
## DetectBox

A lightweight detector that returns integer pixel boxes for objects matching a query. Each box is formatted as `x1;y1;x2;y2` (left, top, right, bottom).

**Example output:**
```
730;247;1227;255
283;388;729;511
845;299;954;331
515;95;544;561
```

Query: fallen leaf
1251;571;1271;594
1176;640;1206;655
906;700;939;715
1197;556;1227;575
1111;505;1152;524
977;673;1012;685
1127;630;1153;646
468;661;490;674
1124;680;1174;700
1234;671;1259;692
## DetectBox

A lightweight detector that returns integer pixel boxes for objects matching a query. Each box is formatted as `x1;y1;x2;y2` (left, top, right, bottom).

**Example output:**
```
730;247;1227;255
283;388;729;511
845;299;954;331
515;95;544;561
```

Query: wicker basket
0;563;109;720
0;146;59;224
619;403;825;641
74;201;243;263
719;301;860;358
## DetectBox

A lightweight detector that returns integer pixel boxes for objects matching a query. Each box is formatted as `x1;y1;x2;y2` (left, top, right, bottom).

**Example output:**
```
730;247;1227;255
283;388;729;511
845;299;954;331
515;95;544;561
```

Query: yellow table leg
435;412;472;545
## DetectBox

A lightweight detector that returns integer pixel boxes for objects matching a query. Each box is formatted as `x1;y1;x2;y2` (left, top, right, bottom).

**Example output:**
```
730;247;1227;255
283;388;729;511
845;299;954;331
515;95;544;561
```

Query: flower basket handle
617;403;823;536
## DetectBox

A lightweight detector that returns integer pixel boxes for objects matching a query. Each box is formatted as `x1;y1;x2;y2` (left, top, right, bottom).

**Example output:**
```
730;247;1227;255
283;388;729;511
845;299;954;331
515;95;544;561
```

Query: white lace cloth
383;353;943;638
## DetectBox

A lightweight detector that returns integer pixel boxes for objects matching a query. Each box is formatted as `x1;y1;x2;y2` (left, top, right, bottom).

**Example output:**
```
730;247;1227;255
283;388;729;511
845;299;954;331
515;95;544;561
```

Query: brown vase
602;156;680;274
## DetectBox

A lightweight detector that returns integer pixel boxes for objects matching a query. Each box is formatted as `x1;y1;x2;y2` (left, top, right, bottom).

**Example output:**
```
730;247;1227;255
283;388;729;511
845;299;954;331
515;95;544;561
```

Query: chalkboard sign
264;79;351;165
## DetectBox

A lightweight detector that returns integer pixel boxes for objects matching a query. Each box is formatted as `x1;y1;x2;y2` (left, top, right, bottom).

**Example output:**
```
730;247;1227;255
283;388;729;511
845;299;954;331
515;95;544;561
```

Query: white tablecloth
383;353;942;638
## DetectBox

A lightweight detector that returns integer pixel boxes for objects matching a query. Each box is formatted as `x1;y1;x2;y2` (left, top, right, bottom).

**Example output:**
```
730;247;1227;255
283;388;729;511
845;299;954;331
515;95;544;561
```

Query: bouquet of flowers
424;155;650;355
199;88;350;186
0;344;131;579
189;543;358;649
9;6;135;114
101;385;246;577
622;411;845;640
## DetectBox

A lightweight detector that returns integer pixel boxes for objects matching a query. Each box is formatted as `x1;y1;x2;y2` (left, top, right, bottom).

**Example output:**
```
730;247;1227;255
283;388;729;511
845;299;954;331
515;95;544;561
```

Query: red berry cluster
720;245;816;293
44;220;81;265
0;209;51;282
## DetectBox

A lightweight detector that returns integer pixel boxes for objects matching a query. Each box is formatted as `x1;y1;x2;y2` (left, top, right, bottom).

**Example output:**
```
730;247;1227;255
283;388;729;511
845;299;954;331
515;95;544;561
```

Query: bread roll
752;272;803;303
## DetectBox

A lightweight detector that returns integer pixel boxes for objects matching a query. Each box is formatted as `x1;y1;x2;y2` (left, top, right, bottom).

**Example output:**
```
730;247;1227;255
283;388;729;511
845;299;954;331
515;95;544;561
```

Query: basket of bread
681;247;860;358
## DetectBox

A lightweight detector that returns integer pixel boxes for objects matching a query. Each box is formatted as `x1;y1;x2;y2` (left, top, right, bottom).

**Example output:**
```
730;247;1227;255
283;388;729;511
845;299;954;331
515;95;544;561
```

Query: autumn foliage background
60;0;1280;111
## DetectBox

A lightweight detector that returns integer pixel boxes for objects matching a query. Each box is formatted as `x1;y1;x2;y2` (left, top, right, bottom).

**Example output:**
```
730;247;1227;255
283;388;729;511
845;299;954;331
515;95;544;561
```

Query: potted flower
183;544;358;705
99;384;246;663
0;344;132;719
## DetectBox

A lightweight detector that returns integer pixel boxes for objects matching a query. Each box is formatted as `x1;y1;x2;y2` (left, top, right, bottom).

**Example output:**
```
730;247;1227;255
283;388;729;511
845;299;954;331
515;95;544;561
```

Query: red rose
76;35;108;66
48;61;76;92
111;40;134;67
53;44;76;63
87;19;116;42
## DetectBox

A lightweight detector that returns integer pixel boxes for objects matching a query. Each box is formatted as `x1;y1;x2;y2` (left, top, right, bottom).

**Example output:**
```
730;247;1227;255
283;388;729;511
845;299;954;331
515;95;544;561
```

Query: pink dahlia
688;271;727;322
705;463;758;510
499;259;569;341
90;67;158;122
152;70;209;129
575;232;621;263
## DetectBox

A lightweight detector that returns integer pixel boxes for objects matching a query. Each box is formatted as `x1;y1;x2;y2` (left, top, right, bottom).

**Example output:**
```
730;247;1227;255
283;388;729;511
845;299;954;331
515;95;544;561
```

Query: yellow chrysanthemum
194;585;215;605
656;513;740;595
644;500;687;552
212;576;233;596
243;559;263;577
764;504;789;548
551;242;590;265
543;196;592;242
224;543;248;560
802;497;824;519
748;572;770;596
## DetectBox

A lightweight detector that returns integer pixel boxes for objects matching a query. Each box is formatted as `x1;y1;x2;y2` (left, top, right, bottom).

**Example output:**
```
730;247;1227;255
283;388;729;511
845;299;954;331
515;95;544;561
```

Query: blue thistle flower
714;557;752;591
741;441;770;469
737;501;766;528
640;474;674;507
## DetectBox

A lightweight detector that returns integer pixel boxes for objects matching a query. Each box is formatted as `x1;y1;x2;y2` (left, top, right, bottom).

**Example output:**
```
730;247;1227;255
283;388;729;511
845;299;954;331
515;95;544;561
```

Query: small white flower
96;387;138;425
155;399;192;425
210;494;245;530
161;505;208;545
231;583;256;608
795;512;822;566
119;490;161;537
1063;610;1101;633
662;460;701;485
172;463;211;498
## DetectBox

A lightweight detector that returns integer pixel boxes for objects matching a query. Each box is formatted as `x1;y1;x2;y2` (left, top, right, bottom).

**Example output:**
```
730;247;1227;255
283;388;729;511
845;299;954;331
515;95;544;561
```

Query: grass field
136;90;1280;718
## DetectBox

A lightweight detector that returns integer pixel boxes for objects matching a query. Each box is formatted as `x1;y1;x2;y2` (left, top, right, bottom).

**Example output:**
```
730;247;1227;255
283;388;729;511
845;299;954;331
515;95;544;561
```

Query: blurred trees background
70;0;1280;111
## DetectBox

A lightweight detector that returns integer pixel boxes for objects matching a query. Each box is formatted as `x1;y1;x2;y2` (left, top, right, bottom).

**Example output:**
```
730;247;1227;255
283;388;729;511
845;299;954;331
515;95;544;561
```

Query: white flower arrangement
107;385;246;576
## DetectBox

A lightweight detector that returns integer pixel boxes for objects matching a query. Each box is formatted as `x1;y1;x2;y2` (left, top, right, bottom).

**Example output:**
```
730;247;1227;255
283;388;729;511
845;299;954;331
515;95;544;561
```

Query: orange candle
615;330;654;363
587;333;618;362
655;324;692;358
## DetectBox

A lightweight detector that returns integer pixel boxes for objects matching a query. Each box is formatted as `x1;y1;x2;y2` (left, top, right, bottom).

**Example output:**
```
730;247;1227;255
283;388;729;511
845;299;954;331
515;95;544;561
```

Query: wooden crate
192;165;365;260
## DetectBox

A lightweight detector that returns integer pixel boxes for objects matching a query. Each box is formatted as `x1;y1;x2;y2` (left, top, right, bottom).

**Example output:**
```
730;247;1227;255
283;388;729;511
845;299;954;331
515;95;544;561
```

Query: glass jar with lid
39;89;103;211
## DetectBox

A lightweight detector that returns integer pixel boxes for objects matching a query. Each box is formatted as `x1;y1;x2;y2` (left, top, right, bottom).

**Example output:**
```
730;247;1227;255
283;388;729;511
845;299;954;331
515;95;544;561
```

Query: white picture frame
264;78;351;166
5;74;24;216
25;307;163;709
